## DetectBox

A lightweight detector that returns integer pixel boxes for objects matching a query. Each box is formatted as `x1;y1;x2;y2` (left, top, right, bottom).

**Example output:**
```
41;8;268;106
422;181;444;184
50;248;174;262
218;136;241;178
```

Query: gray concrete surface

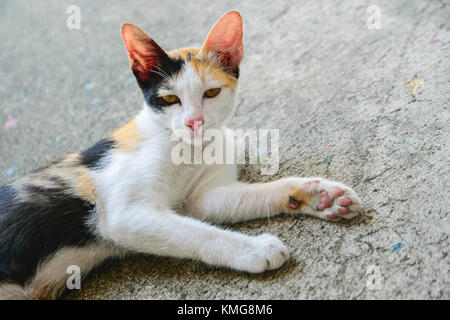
0;0;449;299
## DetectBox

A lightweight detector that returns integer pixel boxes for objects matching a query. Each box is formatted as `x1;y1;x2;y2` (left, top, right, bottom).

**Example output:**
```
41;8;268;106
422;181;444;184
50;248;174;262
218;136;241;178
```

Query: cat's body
0;12;361;299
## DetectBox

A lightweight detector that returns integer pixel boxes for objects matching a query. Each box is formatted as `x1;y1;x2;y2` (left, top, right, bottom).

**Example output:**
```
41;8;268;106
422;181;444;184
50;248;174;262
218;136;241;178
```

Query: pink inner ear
203;11;244;69
128;38;160;71
122;24;165;81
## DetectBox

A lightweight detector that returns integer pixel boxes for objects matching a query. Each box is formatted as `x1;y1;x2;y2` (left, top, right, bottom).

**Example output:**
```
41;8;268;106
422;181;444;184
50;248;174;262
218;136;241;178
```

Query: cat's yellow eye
161;95;180;104
204;88;221;98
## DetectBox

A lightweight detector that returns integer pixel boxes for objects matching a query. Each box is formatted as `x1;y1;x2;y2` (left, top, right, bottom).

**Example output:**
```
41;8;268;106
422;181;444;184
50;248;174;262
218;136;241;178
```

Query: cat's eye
161;95;180;105
204;88;221;98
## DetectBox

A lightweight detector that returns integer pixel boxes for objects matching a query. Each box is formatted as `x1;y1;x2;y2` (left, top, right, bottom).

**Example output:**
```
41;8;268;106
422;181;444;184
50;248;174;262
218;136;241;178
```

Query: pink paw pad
338;207;349;215
327;214;339;220
317;190;333;211
338;198;352;206
331;188;344;197
302;183;311;191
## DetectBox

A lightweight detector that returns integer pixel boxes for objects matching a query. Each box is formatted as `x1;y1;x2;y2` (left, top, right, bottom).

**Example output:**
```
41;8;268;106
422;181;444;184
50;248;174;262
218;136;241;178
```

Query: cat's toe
310;181;361;220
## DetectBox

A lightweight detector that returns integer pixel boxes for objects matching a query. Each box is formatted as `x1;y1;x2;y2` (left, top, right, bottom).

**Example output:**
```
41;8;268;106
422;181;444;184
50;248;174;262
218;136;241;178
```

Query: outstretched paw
284;178;361;221
233;233;290;273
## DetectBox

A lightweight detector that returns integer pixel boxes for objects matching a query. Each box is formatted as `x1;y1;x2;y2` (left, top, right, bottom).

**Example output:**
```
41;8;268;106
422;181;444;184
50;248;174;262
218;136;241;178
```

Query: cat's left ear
121;23;169;84
201;11;244;71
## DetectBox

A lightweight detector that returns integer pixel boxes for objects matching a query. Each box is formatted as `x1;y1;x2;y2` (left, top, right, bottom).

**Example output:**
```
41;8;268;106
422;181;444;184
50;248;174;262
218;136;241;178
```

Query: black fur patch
134;55;184;113
231;66;239;79
143;89;164;113
139;55;184;90
0;185;97;285
80;139;114;169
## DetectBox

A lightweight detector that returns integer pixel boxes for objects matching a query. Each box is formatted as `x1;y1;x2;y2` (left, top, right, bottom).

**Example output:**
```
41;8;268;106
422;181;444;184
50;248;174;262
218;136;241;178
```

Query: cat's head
121;11;244;140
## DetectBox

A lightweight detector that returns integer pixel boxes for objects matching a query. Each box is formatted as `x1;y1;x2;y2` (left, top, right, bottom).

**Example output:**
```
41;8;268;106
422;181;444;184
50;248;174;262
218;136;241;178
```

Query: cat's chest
118;143;209;205
158;162;208;203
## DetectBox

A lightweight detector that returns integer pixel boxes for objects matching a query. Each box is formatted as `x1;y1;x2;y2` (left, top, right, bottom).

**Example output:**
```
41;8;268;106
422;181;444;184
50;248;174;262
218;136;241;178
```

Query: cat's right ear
121;23;168;84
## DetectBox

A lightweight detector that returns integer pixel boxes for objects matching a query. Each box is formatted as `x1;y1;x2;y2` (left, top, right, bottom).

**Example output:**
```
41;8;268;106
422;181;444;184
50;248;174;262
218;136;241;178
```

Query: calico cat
0;11;361;299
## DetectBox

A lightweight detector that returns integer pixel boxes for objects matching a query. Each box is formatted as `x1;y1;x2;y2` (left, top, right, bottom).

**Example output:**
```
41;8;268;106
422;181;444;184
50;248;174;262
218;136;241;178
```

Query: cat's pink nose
185;117;204;134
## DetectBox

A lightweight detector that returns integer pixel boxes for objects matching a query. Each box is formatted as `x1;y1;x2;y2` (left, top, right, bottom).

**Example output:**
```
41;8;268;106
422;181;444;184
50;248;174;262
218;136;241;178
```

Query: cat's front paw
283;177;361;221
234;233;289;273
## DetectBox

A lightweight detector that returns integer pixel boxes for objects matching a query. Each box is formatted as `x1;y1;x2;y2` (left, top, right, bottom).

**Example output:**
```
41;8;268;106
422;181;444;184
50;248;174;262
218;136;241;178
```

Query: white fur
2;18;363;299
156;62;235;142
89;60;362;275
4;54;362;300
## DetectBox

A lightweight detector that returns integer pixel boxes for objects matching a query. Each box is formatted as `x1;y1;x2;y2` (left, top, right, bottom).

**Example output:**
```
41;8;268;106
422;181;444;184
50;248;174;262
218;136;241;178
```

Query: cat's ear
201;11;244;71
121;23;168;83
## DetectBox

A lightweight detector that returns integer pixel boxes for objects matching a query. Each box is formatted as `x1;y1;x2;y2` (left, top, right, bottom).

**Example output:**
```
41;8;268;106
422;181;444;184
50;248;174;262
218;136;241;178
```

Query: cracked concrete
0;0;449;299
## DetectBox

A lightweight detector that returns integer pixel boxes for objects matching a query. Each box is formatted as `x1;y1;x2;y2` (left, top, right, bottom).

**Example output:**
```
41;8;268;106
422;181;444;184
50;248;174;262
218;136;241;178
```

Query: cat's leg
26;243;121;300
185;177;361;223
0;243;120;300
100;205;289;273
0;282;27;300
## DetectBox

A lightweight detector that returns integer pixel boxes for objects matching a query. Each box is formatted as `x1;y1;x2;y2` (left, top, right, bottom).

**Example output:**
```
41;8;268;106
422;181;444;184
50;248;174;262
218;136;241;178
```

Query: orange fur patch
30;283;54;300
168;47;238;90
76;169;96;202
168;47;200;60
110;118;143;152
13;153;98;203
280;187;313;212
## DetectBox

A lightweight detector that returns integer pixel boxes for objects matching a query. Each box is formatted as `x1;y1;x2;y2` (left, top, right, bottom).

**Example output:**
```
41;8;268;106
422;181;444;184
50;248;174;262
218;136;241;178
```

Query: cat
0;11;361;300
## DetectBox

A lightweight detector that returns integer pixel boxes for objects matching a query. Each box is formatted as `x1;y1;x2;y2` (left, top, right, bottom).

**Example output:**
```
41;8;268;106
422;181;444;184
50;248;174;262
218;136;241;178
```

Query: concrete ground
0;0;448;299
